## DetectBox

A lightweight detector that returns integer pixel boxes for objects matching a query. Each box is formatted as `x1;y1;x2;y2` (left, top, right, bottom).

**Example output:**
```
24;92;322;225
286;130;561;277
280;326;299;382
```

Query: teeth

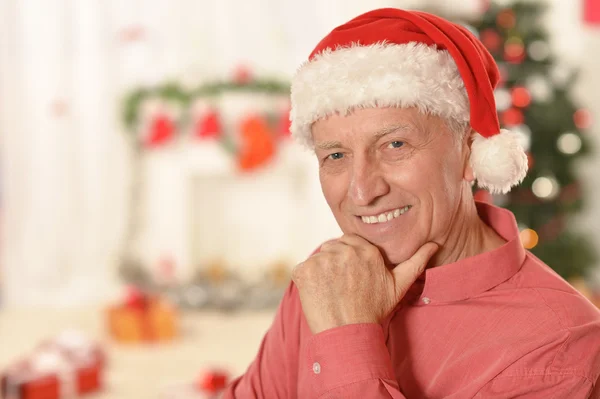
360;206;411;225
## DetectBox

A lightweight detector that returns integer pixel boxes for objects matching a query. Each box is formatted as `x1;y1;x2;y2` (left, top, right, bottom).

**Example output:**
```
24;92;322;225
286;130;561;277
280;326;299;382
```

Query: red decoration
124;286;148;310
504;42;526;64
496;9;516;29
146;114;175;148
474;190;493;203
501;108;524;126
511;87;531;108
480;29;503;53
237;115;276;171
196;370;229;393
584;0;600;25
195;108;222;139
574;108;593;129
234;65;253;85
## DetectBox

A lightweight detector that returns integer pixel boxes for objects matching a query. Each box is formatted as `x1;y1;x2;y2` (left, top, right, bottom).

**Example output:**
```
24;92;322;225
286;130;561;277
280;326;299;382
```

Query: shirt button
312;362;321;374
422;297;431;304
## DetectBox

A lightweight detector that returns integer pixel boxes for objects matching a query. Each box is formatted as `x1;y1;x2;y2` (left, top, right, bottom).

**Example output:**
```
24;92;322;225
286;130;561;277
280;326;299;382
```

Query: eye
328;152;344;160
388;141;404;149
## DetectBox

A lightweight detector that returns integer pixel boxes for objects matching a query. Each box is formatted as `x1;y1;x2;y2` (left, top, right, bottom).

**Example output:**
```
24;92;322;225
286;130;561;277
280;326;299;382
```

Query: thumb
392;242;439;297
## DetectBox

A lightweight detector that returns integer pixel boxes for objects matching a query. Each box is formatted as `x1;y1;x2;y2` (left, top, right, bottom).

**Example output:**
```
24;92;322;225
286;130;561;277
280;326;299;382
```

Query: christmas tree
468;1;596;279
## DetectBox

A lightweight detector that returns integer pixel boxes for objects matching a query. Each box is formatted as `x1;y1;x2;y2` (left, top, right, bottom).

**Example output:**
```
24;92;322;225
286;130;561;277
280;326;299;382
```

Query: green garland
122;79;290;132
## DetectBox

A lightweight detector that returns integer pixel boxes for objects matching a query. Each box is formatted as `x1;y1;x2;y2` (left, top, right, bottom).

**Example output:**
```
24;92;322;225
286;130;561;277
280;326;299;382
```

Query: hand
292;234;438;334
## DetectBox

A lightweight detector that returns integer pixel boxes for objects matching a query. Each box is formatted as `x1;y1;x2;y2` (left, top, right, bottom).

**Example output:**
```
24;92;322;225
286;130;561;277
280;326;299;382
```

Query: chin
377;241;421;266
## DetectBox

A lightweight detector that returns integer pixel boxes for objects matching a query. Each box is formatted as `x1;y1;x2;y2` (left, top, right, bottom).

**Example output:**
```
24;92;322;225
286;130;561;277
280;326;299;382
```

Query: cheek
319;172;346;209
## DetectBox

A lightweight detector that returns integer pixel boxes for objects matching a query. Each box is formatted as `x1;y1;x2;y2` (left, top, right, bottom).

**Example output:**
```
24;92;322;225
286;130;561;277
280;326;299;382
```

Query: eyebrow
314;123;412;151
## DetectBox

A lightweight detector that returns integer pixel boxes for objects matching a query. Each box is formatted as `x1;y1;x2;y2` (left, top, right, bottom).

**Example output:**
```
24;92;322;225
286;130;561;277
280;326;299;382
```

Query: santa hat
290;8;528;194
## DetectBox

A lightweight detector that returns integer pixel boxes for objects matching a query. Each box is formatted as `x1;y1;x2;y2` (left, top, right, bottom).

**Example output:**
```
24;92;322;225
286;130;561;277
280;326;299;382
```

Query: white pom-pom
470;129;528;194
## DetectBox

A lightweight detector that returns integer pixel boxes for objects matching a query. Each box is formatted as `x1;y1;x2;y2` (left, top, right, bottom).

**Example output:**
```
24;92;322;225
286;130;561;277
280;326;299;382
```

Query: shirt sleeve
302;323;407;399
223;282;299;399
475;373;597;398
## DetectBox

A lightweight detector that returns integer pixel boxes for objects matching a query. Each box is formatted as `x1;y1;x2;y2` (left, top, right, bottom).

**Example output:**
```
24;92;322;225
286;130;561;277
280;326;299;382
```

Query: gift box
106;287;178;343
161;369;230;399
1;331;105;399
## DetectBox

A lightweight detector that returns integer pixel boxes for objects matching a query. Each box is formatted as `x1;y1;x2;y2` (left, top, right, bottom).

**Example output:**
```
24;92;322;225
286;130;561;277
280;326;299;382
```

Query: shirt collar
407;202;526;305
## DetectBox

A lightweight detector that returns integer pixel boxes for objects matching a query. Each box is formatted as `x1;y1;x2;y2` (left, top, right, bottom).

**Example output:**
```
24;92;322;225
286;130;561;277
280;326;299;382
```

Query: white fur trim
290;42;470;148
470;129;528;194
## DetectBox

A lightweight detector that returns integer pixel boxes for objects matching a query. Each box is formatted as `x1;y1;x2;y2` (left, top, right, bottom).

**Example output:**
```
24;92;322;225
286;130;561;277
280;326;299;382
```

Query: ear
462;129;476;183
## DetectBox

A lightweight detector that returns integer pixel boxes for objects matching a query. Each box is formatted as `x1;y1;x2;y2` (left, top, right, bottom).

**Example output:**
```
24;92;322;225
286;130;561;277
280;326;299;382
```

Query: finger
319;238;345;253
338;233;372;248
391;242;439;295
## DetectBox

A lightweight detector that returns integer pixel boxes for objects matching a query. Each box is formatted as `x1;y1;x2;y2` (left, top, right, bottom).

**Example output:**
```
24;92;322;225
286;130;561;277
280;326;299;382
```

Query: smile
360;205;412;224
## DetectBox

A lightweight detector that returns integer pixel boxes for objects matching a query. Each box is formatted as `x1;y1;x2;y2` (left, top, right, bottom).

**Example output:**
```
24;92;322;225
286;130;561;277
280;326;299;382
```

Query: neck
429;190;506;268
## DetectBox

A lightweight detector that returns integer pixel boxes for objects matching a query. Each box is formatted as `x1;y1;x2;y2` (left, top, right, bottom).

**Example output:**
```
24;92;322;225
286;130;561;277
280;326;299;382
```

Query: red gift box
0;331;105;399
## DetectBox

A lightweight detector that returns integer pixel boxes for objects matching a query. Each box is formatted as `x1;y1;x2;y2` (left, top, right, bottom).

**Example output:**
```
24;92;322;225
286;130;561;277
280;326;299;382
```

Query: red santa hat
290;8;528;194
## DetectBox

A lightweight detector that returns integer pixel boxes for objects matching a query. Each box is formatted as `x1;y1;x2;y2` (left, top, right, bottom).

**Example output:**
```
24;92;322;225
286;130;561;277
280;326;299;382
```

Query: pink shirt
225;203;600;398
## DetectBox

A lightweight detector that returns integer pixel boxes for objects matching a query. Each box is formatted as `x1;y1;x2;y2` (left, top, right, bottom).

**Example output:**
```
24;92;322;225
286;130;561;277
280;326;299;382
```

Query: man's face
312;107;473;266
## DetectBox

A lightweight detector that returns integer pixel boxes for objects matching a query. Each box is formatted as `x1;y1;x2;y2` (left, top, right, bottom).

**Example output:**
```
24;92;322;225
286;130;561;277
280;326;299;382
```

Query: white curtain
2;0;595;307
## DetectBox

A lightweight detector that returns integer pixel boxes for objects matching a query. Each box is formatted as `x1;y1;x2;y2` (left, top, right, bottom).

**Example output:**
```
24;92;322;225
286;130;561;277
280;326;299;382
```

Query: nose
348;155;390;206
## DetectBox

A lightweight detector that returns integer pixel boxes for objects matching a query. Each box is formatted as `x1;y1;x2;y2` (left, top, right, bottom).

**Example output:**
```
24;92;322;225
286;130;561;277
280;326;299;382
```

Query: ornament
494;88;512;111
237;114;276;171
234;65;253;85
474;189;493;203
196;369;229;393
504;37;526;64
532;175;560;200
557;132;582;155
574;109;593;129
497;9;517;29
511;87;531;108
193;101;222;139
501;108;524;126
519;228;539;249
512;124;532;151
526;75;553;102
145;113;175;147
480;29;503;53
527;40;550;62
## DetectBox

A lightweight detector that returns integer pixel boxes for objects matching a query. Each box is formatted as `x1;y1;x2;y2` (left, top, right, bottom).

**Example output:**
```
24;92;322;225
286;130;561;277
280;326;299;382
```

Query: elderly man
224;8;600;398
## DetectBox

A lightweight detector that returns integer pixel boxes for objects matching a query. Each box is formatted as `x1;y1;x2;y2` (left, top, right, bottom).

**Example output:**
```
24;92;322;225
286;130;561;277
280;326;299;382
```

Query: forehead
311;107;435;146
